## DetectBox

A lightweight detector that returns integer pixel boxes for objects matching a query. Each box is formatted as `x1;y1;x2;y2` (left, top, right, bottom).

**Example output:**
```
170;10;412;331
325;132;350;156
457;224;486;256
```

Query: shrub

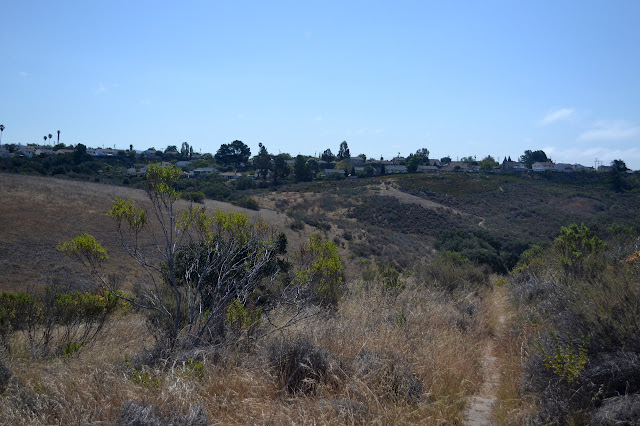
0;358;11;394
115;400;207;426
268;338;335;395
512;224;640;422
181;191;205;203
232;197;260;210
292;235;345;307
352;350;423;404
0;285;119;356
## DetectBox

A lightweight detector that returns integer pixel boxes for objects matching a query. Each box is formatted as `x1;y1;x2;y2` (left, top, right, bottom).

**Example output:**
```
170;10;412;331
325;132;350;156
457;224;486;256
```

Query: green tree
337;141;350;160
440;156;451;164
415;148;430;163
215;140;251;167
479;155;498;170
321;149;335;162
57;130;60;145
407;154;421;173
0;124;4;147
180;141;193;160
294;155;313;182
610;159;628;192
519;150;549;169
273;153;290;183
255;143;271;180
74;143;88;164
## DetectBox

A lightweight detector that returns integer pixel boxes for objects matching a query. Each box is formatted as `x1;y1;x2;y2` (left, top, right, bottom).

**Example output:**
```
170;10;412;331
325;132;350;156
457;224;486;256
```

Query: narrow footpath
463;285;510;425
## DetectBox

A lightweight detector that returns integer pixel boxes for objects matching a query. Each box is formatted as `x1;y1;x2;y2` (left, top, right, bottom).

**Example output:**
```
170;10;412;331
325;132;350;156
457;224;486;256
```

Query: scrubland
1;171;640;424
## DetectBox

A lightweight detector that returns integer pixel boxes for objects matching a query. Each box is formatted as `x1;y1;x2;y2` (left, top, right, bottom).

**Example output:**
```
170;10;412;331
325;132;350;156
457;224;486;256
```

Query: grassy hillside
1;171;639;424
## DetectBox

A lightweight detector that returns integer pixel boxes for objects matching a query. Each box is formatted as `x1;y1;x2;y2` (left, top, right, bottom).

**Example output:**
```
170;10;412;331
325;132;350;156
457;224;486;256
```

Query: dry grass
0;279;487;424
0;173;495;424
0;174;315;292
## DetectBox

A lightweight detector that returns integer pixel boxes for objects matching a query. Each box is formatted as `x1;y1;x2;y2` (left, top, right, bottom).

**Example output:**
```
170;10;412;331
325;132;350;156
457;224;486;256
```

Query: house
417;165;440;173
323;169;346;177
445;162;469;172
532;162;555;172
572;164;593;172
219;172;242;180
192;167;216;176
554;163;574;173
501;159;527;171
385;165;408;174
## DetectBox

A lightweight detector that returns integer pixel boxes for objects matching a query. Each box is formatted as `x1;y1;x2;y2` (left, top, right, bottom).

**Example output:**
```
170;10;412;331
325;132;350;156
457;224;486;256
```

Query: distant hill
1;170;638;290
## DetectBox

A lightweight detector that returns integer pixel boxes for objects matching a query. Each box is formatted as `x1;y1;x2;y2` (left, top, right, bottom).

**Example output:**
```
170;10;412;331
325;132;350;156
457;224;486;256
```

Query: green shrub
181;191;205;203
292;235;345;306
232;197;260;210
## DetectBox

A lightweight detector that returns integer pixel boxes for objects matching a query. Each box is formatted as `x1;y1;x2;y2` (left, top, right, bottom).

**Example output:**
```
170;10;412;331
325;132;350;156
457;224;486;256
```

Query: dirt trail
372;181;487;227
463;286;510;425
371;182;466;214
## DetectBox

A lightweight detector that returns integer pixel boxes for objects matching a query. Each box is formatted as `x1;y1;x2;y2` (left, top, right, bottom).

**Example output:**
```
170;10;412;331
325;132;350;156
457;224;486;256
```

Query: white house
532;162;555;172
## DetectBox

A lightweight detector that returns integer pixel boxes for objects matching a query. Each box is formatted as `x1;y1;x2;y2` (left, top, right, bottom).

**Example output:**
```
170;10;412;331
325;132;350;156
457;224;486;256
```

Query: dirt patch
371;181;474;218
551;197;603;215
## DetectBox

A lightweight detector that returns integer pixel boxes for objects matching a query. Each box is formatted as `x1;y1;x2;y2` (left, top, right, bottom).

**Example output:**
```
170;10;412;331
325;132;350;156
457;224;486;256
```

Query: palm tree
0;124;4;147
48;134;53;145
43;136;47;144
57;130;60;145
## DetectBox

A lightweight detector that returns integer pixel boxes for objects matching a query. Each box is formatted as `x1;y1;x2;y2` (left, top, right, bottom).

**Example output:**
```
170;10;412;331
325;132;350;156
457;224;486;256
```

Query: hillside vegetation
1;170;639;424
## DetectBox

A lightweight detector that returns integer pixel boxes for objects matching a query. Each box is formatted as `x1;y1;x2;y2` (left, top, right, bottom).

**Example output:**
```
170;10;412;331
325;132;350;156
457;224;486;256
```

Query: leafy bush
232;197;260;210
292;235;345;306
181;191;205;203
511;224;640;422
0;285;119;356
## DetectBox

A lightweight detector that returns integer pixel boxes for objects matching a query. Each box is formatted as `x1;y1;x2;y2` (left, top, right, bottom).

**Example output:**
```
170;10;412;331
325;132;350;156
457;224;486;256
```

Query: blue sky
2;0;640;169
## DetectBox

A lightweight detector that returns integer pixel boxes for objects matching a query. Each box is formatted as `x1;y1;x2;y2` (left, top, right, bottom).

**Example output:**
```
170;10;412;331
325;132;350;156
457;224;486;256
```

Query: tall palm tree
43;136;47;144
48;134;53;145
57;130;60;145
0;124;4;147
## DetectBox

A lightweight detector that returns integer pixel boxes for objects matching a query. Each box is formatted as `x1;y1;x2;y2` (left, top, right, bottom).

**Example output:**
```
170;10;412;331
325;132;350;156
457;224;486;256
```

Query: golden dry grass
0;174;315;292
0;280;488;424
0;173;495;424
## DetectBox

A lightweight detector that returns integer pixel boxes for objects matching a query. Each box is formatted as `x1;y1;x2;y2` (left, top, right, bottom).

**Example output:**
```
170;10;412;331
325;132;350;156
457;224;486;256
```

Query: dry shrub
115;400;207;426
267;337;339;395
0;271;488;425
0;357;11;394
590;394;640;425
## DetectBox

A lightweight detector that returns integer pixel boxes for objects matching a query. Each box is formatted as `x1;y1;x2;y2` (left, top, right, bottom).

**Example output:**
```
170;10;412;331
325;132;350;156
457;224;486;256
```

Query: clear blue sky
2;1;640;169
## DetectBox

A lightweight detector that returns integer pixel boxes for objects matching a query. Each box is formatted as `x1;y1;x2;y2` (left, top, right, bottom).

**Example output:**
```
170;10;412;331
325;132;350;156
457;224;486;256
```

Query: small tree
273;153;290;183
337;141;350;161
59;164;283;351
321;149;335;162
294;155;313;182
407;155;421;173
255;143;271;180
